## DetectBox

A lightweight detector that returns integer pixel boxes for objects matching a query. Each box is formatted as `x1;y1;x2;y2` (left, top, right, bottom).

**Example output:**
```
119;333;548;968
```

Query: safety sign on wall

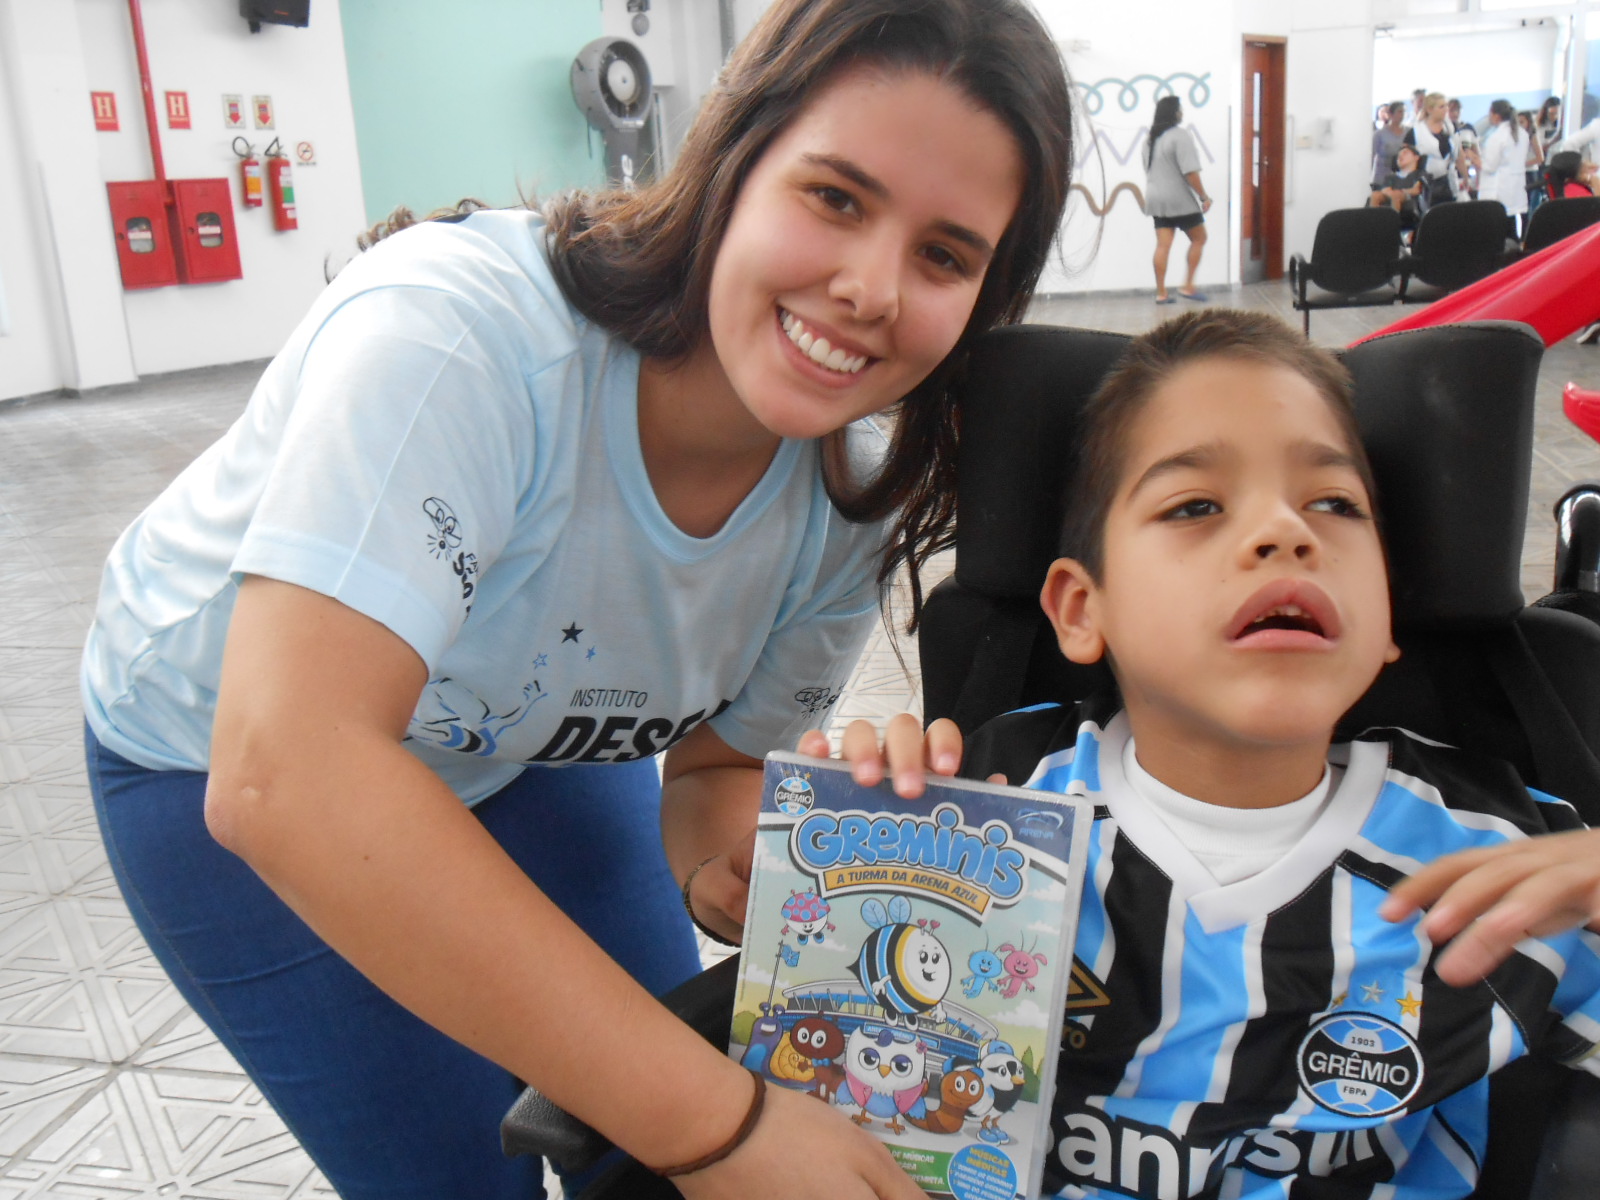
223;95;245;129
253;95;274;129
91;92;118;131
165;91;191;130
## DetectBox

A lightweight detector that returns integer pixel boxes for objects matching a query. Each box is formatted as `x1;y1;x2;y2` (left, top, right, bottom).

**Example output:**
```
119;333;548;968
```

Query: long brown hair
544;0;1075;625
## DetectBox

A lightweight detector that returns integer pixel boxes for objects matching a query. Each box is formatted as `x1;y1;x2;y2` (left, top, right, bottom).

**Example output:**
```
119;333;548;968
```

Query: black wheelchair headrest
953;319;1543;631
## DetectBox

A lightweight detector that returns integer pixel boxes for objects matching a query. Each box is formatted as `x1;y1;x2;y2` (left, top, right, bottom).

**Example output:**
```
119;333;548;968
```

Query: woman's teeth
781;310;868;374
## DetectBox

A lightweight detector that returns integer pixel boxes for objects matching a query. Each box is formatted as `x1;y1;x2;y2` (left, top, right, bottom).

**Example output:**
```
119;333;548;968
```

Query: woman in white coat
1473;99;1530;240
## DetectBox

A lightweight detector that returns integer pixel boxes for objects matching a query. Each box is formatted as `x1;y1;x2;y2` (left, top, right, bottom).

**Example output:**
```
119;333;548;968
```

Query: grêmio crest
787;801;1027;919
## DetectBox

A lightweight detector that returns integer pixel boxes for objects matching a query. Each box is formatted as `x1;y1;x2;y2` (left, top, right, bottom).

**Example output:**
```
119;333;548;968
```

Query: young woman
1473;99;1530;239
1536;95;1563;157
1520;110;1546;214
1143;94;1212;304
78;2;1074;1197
1403;92;1458;206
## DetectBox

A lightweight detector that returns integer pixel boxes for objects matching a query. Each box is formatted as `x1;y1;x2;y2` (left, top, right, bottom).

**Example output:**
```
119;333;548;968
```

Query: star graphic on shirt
1396;991;1422;1018
532;653;549;669
1360;980;1387;1004
585;646;597;660
561;623;583;644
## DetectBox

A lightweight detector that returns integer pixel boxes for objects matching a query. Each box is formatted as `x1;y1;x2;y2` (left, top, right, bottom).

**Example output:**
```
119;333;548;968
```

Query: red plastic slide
1564;382;1600;444
1351;221;1600;349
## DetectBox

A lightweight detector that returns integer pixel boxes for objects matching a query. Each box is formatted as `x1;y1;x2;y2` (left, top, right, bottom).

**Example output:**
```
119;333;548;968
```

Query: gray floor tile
0;1069;333;1198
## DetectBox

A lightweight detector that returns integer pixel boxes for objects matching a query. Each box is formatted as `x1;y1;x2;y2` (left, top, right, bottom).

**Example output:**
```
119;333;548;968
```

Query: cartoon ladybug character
780;890;836;944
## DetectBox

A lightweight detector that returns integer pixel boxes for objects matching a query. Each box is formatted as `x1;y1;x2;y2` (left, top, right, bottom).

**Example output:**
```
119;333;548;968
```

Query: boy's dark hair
1058;309;1376;581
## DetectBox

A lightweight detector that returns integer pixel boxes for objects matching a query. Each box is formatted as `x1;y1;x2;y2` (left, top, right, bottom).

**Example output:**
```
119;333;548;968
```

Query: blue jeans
86;725;700;1199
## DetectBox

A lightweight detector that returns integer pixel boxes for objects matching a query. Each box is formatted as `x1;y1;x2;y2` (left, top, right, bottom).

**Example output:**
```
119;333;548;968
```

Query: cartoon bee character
851;895;951;1027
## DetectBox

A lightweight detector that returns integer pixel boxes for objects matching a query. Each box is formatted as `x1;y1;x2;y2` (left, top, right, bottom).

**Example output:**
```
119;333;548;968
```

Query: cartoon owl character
769;1031;816;1086
906;1061;986;1135
843;1025;928;1134
975;1040;1026;1144
790;1016;847;1104
851;896;952;1027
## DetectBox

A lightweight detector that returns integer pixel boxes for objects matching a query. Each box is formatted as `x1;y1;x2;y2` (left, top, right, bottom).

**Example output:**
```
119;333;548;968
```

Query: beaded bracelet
681;854;740;947
653;1068;767;1178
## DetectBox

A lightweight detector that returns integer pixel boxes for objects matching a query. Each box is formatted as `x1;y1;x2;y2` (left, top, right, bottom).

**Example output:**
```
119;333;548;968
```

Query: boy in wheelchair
817;310;1600;1198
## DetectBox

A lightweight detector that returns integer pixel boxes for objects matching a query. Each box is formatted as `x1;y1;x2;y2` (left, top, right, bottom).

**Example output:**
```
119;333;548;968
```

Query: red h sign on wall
91;91;118;131
165;91;191;130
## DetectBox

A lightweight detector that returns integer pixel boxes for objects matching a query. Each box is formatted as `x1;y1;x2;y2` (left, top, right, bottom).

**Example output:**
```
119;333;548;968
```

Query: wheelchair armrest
500;953;743;1172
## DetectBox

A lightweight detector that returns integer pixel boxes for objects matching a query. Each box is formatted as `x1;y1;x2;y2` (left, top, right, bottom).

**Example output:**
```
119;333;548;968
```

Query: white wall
74;0;367;378
1373;24;1559;106
1036;0;1237;293
0;0;138;398
1283;9;1377;267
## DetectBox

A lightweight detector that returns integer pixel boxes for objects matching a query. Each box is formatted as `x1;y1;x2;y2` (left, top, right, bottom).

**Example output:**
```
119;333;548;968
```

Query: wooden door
1241;37;1286;282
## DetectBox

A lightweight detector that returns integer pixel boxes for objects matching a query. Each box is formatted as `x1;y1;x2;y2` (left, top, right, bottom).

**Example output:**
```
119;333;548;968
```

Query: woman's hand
676;1083;925;1200
1380;827;1600;986
797;713;999;798
681;832;757;945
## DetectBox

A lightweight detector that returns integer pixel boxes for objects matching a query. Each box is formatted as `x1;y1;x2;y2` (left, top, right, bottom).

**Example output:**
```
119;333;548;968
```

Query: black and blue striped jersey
963;695;1600;1199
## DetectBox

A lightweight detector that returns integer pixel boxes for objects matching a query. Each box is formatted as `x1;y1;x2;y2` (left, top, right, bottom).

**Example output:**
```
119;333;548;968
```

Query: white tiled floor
0;285;1595;1197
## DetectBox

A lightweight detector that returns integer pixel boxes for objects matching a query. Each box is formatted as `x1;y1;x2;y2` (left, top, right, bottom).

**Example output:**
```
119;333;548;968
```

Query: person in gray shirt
1372;101;1407;186
1144;95;1212;303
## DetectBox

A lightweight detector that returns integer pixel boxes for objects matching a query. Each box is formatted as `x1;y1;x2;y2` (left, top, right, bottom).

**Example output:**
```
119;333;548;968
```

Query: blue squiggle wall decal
1075;126;1218;171
1075;72;1211;115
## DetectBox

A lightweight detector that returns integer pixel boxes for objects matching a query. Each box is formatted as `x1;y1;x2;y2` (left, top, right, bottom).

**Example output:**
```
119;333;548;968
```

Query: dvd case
729;753;1092;1200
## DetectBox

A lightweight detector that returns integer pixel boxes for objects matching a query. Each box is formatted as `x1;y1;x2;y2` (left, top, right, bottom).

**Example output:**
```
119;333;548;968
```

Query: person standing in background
1403;88;1427;128
1536;96;1563;157
1520;110;1547;215
1404;92;1459;206
1143;94;1211;305
1372;101;1407;188
1471;99;1530;240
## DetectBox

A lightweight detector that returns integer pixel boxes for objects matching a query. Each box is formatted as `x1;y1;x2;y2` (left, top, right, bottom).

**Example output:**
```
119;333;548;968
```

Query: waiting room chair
1519;196;1600;257
1398;200;1510;302
1287;207;1405;336
503;321;1600;1200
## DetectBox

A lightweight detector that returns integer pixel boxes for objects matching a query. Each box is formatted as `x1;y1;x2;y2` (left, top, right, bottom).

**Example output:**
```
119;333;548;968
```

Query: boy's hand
1379;828;1600;986
797;715;996;799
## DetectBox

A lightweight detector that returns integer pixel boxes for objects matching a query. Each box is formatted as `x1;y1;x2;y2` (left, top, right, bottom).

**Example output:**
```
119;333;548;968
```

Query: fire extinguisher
233;137;263;209
265;140;298;231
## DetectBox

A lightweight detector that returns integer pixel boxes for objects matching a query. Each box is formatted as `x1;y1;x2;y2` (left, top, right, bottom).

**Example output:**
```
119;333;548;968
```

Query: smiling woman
78;2;1076;1198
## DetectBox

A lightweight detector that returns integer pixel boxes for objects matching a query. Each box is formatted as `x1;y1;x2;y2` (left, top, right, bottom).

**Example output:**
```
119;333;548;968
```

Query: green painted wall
339;0;604;224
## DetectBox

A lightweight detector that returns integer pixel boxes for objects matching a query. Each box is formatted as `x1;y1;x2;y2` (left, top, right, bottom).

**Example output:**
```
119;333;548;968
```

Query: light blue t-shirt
82;209;888;804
